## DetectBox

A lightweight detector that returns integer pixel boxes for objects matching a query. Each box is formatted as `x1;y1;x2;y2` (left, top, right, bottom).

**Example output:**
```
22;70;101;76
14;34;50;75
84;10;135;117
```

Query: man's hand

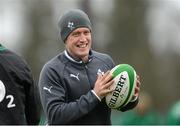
131;75;141;101
93;71;114;100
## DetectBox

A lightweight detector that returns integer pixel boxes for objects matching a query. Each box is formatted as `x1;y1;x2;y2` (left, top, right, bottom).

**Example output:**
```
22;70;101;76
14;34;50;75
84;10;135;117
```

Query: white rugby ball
106;64;137;110
0;80;6;102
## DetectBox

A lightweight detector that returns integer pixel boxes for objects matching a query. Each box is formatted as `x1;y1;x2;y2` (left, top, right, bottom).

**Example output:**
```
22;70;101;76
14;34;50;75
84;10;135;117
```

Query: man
39;9;141;125
0;44;40;124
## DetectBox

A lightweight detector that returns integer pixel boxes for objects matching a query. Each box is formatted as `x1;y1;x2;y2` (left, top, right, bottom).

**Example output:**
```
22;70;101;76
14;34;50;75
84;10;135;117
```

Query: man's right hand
93;71;114;100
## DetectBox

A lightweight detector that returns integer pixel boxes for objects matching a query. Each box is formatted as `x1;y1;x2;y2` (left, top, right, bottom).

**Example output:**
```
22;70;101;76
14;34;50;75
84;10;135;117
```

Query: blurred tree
20;1;65;125
22;1;62;81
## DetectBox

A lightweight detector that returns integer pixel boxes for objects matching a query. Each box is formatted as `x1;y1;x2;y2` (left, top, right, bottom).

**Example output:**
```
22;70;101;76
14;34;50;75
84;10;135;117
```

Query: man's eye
72;33;79;37
84;31;90;35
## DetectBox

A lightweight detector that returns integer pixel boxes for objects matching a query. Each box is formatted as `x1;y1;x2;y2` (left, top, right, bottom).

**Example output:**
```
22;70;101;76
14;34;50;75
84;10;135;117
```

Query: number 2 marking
6;95;16;108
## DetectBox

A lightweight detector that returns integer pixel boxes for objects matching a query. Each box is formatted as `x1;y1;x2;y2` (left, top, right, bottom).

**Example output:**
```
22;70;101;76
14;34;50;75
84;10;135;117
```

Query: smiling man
38;9;141;125
65;27;92;62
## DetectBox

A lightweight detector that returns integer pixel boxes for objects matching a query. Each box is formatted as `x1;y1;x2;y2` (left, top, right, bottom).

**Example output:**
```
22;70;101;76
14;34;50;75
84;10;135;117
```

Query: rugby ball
0;80;6;102
105;64;137;110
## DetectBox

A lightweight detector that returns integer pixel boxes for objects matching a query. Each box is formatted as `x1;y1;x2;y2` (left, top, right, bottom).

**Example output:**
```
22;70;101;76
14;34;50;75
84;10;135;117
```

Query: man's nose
79;34;86;42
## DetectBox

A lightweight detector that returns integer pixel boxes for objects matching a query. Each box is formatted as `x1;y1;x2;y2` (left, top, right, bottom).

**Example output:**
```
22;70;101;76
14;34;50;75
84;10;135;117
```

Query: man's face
65;27;92;61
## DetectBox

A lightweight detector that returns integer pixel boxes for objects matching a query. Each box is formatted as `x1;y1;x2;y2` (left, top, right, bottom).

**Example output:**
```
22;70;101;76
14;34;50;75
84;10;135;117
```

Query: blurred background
1;0;180;124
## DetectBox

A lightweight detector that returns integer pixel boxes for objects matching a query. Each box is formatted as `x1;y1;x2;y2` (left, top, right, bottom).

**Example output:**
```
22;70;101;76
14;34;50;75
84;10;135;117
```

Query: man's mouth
77;43;88;48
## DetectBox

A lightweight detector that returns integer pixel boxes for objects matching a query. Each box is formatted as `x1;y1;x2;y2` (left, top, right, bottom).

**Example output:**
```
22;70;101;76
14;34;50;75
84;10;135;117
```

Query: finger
136;75;141;87
133;92;139;98
107;88;114;93
134;85;140;97
103;79;114;89
136;80;141;87
101;71;110;79
103;72;113;83
103;70;110;77
136;75;140;81
101;88;114;96
97;73;103;81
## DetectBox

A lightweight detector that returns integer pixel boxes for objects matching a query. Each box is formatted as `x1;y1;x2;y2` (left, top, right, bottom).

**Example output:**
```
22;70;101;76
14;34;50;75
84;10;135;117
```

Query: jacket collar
64;50;93;64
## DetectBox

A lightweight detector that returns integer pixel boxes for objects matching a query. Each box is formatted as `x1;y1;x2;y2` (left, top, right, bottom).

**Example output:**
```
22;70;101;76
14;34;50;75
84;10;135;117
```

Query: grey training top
38;50;138;125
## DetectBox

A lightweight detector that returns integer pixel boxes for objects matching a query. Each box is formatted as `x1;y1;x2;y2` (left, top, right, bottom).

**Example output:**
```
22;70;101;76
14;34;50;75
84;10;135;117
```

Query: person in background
0;44;40;125
38;9;141;125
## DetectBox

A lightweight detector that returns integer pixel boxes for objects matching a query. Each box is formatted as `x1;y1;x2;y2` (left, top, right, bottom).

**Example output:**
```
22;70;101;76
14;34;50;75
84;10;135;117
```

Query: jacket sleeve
23;64;41;125
38;64;100;125
119;98;139;112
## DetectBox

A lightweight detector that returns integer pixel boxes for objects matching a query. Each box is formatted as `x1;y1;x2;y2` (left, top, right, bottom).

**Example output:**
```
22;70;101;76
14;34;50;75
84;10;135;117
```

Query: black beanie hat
58;9;92;42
